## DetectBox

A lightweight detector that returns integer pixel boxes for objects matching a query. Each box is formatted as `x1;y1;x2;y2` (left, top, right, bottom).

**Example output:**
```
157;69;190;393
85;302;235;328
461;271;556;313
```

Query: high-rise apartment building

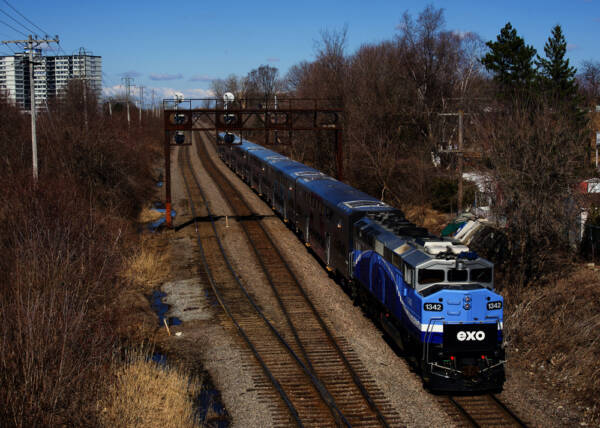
0;49;102;111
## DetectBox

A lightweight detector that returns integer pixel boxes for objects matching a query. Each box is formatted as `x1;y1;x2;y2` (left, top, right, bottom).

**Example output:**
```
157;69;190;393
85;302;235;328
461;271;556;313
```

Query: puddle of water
196;388;230;428
150;290;182;327
146;208;177;232
151;352;167;366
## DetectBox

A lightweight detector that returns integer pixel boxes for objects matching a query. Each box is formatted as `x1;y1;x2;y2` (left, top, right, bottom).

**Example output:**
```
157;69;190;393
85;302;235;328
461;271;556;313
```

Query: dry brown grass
505;265;600;423
139;206;165;223
121;235;170;289
98;350;202;428
403;205;450;235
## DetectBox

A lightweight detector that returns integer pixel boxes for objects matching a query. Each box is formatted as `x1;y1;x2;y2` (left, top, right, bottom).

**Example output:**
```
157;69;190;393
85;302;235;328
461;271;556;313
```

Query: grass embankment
99;349;201;428
0;85;201;426
504;266;600;422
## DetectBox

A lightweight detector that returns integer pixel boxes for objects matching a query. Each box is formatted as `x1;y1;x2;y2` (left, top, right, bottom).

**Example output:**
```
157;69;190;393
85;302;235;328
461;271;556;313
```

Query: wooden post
165;130;172;228
457;109;464;213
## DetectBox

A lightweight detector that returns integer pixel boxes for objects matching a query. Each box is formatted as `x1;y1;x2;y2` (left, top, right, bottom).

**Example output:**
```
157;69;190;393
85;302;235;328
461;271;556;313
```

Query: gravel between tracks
185;133;458;427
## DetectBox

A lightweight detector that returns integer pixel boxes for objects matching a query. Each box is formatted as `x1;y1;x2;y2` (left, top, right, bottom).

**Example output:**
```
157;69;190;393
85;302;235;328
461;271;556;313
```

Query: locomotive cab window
404;265;414;288
418;268;445;285
448;269;468;282
470;268;492;283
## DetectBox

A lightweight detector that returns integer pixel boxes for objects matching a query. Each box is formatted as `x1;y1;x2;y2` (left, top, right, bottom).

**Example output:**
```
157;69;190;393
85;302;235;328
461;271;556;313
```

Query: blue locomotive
216;133;506;392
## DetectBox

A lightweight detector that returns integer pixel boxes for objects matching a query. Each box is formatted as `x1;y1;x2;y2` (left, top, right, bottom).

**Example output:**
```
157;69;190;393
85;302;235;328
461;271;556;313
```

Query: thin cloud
567;43;579;51
119;70;142;78
267;57;280;63
186;88;215;98
189;74;214;82
149;73;183;81
102;84;125;98
143;87;215;101
452;30;476;40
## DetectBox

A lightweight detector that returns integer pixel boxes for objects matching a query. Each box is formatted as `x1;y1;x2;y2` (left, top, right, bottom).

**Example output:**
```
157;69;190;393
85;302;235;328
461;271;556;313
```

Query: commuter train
216;133;505;392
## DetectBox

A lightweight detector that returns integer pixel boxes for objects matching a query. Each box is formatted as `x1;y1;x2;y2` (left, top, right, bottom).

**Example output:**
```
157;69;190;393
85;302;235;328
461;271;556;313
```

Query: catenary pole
2;35;59;182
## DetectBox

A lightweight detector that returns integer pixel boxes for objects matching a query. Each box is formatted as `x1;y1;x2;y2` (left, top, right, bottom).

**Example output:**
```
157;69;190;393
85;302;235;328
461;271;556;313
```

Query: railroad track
177;135;402;427
439;394;528;427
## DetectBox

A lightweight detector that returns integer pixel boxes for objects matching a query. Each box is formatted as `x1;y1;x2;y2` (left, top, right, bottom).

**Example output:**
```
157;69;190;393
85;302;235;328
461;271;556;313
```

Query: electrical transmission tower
1;34;59;182
121;76;134;126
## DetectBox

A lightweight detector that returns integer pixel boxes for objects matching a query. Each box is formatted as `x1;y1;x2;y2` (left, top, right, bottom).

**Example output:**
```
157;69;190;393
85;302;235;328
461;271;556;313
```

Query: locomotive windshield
416;266;493;295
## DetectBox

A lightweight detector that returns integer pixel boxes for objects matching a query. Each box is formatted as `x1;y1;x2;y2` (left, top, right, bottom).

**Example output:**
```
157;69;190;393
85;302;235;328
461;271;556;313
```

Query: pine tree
481;22;537;92
536;25;578;99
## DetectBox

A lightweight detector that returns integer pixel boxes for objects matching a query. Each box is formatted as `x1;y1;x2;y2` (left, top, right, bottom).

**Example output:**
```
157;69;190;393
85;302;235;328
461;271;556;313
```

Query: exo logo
456;330;486;341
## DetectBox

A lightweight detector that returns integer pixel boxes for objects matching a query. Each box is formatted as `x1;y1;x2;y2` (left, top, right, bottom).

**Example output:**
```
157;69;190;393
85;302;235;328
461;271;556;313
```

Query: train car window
470;268;492;283
418;269;445;285
448;269;468;282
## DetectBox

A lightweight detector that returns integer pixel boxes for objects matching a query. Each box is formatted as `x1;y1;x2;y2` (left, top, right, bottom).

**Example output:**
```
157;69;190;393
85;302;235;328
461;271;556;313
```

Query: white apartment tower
0;49;102;111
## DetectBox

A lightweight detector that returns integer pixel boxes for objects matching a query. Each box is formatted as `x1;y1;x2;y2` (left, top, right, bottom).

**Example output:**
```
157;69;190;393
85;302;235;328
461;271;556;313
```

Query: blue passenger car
216;133;506;392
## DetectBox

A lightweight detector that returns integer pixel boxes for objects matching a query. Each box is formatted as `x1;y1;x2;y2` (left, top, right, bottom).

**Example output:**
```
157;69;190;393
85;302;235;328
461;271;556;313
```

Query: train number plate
424;302;443;312
487;301;503;310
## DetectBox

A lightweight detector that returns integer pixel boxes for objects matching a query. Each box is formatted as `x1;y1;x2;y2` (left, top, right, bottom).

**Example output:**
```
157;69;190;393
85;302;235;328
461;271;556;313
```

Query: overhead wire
0;18;27;37
2;0;49;36
0;8;35;34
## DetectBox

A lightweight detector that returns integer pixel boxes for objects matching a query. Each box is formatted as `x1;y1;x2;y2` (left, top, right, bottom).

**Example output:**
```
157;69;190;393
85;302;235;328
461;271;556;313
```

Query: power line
1;35;59;182
2;0;48;36
0;18;26;37
0;8;35;34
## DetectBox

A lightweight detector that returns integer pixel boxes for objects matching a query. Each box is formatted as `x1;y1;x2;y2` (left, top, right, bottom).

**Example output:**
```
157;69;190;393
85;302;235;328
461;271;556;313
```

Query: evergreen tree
536;25;578;99
481;22;537;92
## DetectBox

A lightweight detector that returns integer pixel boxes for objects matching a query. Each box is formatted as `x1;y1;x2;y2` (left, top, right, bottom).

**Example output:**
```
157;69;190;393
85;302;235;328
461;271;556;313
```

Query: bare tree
578;61;600;103
473;94;587;287
246;65;280;103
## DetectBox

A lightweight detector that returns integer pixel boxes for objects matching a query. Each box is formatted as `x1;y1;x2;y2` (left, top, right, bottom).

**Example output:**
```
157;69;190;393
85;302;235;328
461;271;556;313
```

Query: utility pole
79;47;89;131
151;89;156;118
138;85;144;124
438;110;467;214
122;76;134;127
2;35;59;182
457;110;464;213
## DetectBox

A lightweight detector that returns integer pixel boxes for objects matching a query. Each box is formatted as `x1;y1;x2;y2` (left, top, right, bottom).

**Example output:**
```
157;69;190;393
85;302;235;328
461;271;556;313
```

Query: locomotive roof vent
343;200;389;209
424;241;469;255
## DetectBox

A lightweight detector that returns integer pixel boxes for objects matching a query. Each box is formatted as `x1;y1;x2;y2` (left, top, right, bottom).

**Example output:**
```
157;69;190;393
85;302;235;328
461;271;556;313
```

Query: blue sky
1;0;599;103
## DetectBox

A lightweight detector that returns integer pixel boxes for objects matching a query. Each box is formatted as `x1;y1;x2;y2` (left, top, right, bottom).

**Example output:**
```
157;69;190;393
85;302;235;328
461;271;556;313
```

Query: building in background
0;49;101;111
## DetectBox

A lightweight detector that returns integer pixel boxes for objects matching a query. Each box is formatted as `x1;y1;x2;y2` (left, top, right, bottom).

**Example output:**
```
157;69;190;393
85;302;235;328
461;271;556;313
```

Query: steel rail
448;396;480;428
179;145;353;426
196;131;392;427
446;394;528;427
489;394;529;427
178;147;303;427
